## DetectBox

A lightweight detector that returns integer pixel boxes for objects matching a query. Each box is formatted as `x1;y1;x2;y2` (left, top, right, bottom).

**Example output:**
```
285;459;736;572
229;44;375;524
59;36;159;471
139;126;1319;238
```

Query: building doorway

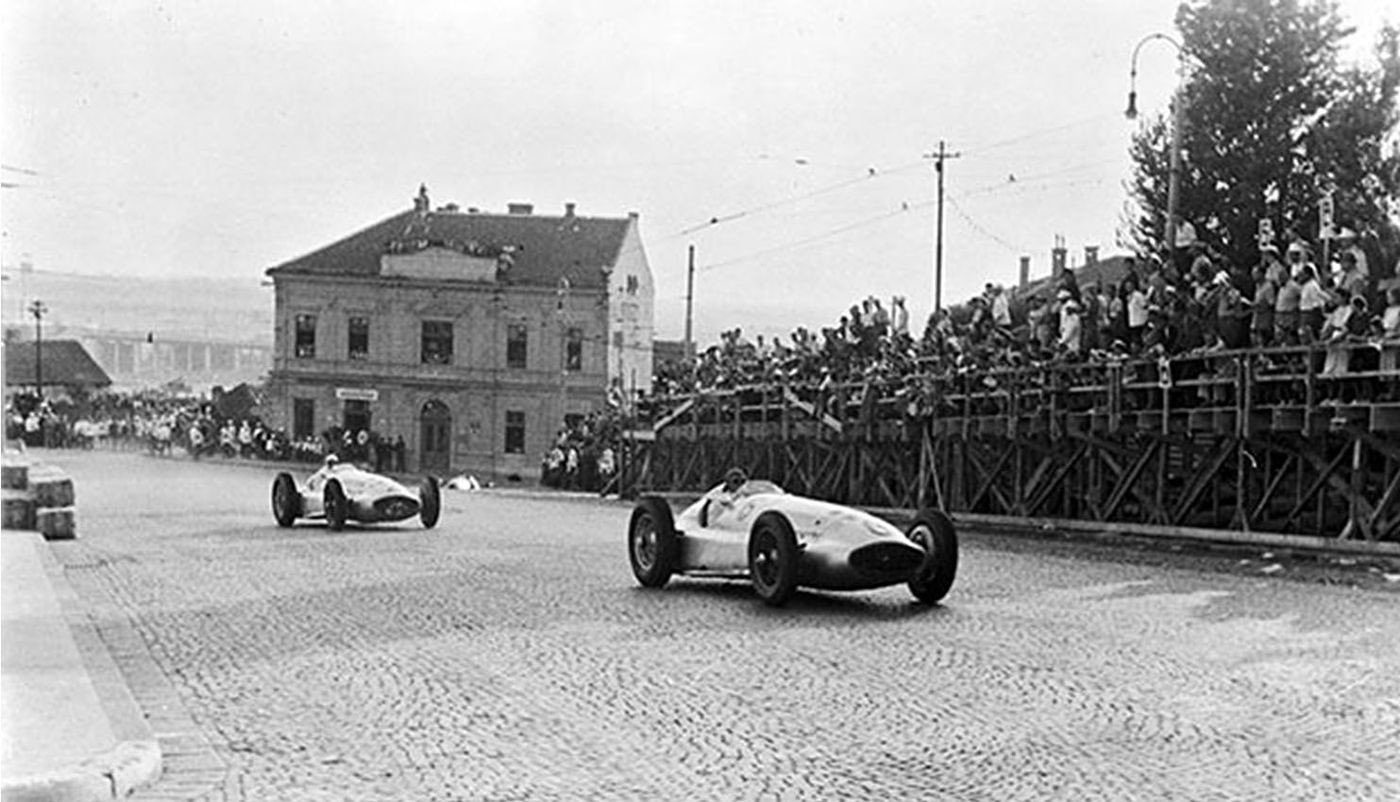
420;400;452;474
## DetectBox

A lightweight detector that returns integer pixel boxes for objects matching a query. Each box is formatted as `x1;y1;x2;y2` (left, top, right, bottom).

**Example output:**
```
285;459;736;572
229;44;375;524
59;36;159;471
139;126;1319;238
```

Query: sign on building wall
335;387;379;401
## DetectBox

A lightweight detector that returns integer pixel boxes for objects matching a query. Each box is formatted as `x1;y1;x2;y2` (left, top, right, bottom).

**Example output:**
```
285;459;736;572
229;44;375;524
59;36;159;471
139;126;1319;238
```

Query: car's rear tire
749;512;799;606
324;479;348;532
420;475;441;529
272;472;300;527
628;496;678;588
906;508;958;604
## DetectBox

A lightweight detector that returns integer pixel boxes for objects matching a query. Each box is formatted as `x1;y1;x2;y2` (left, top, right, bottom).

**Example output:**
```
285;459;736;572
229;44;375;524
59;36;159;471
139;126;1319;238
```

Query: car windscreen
737;480;784;497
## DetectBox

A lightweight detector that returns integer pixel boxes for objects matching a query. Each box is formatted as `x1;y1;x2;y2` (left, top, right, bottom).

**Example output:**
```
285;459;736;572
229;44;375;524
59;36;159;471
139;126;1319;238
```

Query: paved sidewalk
1;531;161;801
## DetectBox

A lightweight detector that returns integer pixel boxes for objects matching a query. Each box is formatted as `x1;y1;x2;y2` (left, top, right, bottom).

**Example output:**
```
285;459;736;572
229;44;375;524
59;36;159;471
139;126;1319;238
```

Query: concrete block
30;475;75;509
37;507;76;540
1;460;29;490
2;489;35;530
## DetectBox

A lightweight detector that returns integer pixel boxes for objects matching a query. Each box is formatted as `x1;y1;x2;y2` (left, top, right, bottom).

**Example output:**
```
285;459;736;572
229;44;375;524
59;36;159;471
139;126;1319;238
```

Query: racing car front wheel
324;479;349;532
420;475;441;529
749;512;799;606
906;508;958;604
629;496;678;588
272;472;300;527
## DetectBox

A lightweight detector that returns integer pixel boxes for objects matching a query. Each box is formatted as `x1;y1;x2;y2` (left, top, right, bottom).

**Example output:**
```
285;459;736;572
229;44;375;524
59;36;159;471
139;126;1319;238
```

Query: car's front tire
272;472;300;527
906;508;958;604
749;512;799;606
628;496;678;588
324;479;349;532
420;476;441;529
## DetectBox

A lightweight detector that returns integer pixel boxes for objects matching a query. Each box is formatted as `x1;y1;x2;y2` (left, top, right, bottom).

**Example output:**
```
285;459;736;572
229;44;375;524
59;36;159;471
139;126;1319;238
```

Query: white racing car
628;468;957;606
271;456;441;531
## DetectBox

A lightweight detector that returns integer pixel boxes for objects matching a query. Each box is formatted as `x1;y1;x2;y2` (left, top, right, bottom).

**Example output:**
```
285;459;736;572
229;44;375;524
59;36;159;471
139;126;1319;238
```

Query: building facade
263;187;654;479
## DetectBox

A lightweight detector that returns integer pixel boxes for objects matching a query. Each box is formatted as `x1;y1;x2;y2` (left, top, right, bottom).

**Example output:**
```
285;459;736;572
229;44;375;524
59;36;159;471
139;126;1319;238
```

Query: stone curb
0;537;164;802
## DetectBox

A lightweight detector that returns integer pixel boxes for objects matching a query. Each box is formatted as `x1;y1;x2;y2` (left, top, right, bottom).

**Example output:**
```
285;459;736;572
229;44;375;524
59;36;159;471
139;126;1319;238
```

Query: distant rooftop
4;340;112;389
267;187;636;290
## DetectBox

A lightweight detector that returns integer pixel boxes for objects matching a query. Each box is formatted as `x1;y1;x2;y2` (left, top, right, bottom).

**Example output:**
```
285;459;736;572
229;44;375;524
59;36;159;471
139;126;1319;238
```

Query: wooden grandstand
619;341;1400;548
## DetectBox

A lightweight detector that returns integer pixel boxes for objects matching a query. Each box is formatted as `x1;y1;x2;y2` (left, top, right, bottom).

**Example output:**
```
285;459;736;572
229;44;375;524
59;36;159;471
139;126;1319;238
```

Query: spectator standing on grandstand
1286;240;1316;281
1215;272;1252;349
891;296;910;338
1057;293;1083;357
1125;276;1149;351
1336;250;1368;303
1298;265;1330;343
1251;263;1278;346
1336;227;1369;280
989;285;1011;329
1378;286;1400;337
1275;268;1303;345
1261;244;1287;286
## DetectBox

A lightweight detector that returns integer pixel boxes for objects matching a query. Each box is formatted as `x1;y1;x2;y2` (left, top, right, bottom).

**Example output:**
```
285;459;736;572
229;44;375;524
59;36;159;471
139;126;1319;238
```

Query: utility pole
927;141;961;313
556;278;571;426
29;300;47;399
684;244;696;358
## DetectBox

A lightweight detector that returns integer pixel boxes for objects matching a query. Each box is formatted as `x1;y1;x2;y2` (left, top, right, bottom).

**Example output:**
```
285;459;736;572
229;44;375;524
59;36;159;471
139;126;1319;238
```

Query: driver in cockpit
721;466;748;495
703;467;749;527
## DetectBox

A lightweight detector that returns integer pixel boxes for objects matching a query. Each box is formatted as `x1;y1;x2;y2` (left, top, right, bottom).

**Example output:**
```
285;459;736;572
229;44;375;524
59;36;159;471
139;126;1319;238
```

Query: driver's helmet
323;454;341;469
722;467;748;493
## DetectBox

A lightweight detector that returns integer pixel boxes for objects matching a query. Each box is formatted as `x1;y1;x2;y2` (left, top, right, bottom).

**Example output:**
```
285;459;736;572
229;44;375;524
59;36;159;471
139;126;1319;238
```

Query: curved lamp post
1127;32;1185;260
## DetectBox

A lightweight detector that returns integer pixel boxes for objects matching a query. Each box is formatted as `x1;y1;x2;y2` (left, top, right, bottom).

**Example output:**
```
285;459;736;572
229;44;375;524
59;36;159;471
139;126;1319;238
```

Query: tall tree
1124;0;1400;273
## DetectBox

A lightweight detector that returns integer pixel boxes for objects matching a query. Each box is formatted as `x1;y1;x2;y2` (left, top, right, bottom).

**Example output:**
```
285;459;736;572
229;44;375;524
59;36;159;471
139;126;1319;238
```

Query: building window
421;320;453;365
504;410;526;454
566;327;583;372
348;316;369;361
506;324;528;369
293;399;315;440
343;399;371;434
295;314;316;359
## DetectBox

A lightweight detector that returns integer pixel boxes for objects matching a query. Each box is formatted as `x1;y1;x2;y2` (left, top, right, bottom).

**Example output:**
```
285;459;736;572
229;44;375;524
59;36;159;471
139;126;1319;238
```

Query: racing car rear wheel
324;479;349;532
906;508;958;604
272;472;300;527
629;496;678;588
749;512;799;606
420;475;441;529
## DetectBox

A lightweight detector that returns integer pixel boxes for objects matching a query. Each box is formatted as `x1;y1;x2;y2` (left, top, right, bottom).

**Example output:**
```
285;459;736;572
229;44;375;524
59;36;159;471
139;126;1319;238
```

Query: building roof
266;203;635;290
1021;254;1137;299
4;340;112;389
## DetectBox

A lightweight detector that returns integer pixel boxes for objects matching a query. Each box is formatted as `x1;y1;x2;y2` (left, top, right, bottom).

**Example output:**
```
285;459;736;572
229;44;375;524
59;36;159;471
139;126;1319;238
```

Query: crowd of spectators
4;389;408;471
652;233;1400;399
540;410;620;492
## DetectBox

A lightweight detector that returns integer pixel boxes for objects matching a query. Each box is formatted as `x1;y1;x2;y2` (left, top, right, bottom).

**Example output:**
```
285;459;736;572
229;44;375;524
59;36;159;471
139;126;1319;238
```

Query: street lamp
28;300;47;399
1127;32;1185;261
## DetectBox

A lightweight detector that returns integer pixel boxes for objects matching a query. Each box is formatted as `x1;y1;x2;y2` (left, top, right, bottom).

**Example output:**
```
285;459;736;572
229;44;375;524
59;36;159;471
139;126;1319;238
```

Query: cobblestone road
43;451;1400;801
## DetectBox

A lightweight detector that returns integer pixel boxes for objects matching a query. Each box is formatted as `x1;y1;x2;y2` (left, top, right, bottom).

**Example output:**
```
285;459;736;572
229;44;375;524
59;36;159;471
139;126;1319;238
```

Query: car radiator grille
849;542;923;575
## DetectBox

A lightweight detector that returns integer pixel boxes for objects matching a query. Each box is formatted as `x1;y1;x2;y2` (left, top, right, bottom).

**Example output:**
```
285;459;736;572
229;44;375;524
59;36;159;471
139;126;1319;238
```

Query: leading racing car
627;468;957;606
271;456;441;531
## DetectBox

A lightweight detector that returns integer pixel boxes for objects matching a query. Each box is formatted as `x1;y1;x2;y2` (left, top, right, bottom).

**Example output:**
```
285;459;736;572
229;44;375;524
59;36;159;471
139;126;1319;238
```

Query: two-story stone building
264;186;654;478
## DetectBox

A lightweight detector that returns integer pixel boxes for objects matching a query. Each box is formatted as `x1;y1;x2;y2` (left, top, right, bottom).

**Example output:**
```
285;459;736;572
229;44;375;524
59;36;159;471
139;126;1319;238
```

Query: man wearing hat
1286;240;1317;280
1259;243;1287;286
1058;291;1083;357
1336;227;1369;280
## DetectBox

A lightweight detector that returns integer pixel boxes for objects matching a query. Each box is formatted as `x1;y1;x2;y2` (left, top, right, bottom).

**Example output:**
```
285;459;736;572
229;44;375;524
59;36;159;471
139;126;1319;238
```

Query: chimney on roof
564;202;576;217
1084;245;1099;265
1051;234;1067;278
507;202;534;215
1019;255;1031;288
414;184;430;214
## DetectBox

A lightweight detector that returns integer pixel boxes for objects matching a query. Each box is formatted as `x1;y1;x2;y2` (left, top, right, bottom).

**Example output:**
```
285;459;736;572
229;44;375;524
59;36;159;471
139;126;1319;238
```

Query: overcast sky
2;0;1393;343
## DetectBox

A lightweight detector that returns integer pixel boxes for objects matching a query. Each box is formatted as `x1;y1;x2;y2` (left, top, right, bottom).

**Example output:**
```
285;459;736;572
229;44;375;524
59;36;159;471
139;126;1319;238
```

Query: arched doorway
419;400;452;473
